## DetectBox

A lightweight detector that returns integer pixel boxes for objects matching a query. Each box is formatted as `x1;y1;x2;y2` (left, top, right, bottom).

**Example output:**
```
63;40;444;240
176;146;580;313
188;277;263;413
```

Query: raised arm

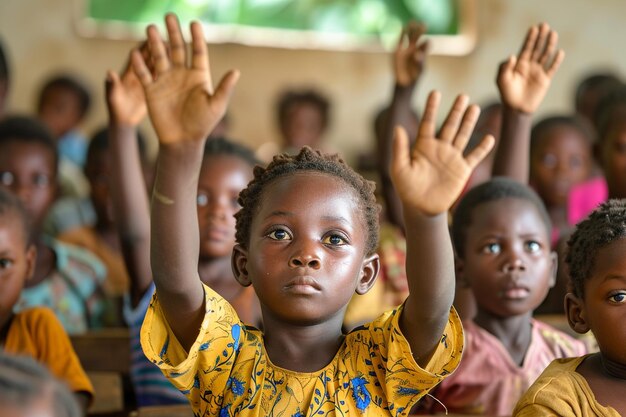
105;47;152;308
392;91;494;366
376;23;428;231
492;23;564;182
132;14;239;350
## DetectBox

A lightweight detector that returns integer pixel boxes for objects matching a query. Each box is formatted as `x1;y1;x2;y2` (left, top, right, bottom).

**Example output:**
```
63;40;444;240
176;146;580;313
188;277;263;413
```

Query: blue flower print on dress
231;323;241;352
227;376;245;397
219;404;231;417
350;376;371;411
291;411;305;417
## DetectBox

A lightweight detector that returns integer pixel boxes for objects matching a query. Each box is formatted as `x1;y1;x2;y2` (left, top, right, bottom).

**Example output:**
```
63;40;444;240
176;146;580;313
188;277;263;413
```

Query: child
0;353;82;417
514;199;626;416
105;51;261;405
422;177;587;416
0;189;94;411
574;72;621;128
530;115;593;244
0;116;108;334
37;74;91;198
57;127;148;298
276;87;330;152
133;14;493;415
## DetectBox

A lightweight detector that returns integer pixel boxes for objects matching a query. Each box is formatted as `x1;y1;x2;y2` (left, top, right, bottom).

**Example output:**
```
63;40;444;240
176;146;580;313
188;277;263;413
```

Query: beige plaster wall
1;0;625;164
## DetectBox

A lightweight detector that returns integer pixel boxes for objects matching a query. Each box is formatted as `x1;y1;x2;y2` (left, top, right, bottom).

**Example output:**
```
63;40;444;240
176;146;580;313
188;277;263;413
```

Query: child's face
599;119;626;199
38;87;82;138
85;149;113;226
531;125;591;208
0;213;35;323
197;155;253;260
236;172;377;325
0;142;57;232
457;198;556;318
576;238;626;367
281;103;325;148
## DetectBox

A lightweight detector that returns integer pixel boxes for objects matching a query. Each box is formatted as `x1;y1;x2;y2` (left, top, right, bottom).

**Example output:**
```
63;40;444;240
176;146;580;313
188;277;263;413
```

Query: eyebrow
264;210;293;220
601;274;626;284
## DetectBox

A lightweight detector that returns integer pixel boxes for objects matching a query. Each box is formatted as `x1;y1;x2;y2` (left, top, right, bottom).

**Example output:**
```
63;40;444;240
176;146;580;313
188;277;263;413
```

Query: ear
355;253;380;295
231;244;251;287
454;255;469;288
25;244;37;282
565;292;590;334
548;250;558;288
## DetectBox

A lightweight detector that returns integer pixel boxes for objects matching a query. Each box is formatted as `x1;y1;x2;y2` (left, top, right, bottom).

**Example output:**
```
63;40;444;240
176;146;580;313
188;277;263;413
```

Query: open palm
132;14;239;145
497;23;564;114
394;22;429;87
391;92;494;216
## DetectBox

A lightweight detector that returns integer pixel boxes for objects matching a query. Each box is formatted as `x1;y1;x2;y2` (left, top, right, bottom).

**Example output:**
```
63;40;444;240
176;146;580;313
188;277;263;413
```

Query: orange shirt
4;307;94;398
58;225;129;296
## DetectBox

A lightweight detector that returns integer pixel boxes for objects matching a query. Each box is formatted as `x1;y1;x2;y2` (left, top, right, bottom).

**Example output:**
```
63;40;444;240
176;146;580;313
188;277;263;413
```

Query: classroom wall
1;0;625;165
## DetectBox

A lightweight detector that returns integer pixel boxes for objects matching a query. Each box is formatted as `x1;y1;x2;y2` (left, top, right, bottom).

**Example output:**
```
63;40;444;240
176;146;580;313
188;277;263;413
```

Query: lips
284;276;321;294
500;279;530;300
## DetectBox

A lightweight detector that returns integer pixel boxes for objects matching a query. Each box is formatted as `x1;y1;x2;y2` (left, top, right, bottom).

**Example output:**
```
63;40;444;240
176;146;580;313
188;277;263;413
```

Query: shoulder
533;319;587;356
513;357;586;416
13;307;62;330
57;225;97;248
46;237;106;279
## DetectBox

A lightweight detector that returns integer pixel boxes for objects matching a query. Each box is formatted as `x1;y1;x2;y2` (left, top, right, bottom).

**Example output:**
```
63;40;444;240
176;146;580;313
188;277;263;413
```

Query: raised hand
131;13;239;146
394;22;429;87
106;44;149;127
497;23;564;114
391;91;494;216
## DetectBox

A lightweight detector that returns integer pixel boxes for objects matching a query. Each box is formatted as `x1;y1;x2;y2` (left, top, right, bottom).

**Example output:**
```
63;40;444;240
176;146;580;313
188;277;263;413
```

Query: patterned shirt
14;237;107;334
141;284;463;416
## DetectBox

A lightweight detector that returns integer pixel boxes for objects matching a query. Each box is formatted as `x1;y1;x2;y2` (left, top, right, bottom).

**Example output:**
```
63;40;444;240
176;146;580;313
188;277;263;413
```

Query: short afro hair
234;146;379;255
575;72;621;113
0;115;58;175
203;137;260;168
0;352;81;417
37;74;91;119
0;188;31;246
276;89;330;130
565;199;626;298
530;115;594;156
452;177;552;258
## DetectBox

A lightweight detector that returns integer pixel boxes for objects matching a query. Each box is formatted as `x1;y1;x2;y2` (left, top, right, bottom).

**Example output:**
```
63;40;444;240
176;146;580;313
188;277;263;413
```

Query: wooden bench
70;328;134;415
131;405;194;417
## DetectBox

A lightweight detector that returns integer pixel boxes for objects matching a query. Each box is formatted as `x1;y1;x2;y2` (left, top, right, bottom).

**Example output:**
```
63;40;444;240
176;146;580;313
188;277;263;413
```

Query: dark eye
0;258;13;269
197;192;208;207
541;153;557;168
33;174;50;188
267;229;291;241
322;234;346;246
0;172;14;186
609;292;626;304
525;241;541;253
482;243;501;254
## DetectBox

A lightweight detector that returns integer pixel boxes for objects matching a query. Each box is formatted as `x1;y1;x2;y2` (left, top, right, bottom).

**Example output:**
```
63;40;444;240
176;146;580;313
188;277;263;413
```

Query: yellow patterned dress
141;284;463;416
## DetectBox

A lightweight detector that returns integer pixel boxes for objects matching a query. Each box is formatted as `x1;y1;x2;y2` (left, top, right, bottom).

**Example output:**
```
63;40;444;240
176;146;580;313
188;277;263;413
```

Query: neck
600;353;626;380
473;309;533;365
29;237;55;288
262;310;345;372
198;255;241;298
0;313;13;345
548;204;568;230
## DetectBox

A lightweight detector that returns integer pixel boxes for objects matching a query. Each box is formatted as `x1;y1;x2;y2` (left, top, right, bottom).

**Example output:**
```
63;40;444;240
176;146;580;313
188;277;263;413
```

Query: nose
502;255;525;273
288;242;321;270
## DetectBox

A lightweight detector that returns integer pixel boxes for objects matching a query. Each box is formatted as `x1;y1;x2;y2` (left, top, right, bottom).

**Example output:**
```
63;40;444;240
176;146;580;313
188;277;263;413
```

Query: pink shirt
426;319;587;416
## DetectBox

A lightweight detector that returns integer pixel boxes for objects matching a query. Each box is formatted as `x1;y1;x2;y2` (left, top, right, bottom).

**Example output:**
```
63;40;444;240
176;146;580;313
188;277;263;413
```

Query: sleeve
514;404;561;417
140;283;245;401
30;309;95;399
358;304;463;411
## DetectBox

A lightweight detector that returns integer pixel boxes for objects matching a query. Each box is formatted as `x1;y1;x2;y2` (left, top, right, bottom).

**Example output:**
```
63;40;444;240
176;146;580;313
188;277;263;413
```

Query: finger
190;21;211;90
497;55;516;82
517;25;538;63
211;69;241;113
453;104;481;151
418;90;441;141
465;134;495;169
546;49;565;78
104;70;118;100
538;29;557;66
146;24;170;74
131;48;153;87
531;23;550;62
439;94;470;143
408;21;425;45
396;27;407;51
391;126;411;172
165;13;186;67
